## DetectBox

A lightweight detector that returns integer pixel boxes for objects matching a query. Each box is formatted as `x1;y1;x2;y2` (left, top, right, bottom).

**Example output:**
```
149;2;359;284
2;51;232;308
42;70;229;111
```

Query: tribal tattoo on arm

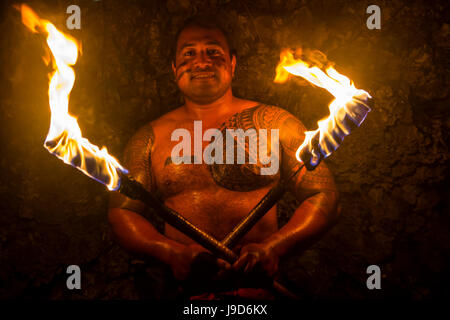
251;105;340;256
266;105;338;203
109;123;156;215
229;104;338;201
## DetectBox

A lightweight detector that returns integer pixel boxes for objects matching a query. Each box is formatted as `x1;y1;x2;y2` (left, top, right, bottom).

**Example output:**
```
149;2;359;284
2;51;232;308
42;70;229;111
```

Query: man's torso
149;101;286;247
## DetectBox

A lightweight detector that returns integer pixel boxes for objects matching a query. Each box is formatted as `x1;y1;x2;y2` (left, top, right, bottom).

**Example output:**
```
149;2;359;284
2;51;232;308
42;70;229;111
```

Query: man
108;15;339;299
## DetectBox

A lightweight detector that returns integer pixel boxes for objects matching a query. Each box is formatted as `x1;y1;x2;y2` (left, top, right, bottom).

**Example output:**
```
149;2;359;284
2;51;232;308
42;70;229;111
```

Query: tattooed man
108;15;340;299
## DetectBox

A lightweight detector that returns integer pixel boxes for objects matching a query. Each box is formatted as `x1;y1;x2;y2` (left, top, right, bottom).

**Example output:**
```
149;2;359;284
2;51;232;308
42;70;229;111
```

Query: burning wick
275;49;372;170
18;4;128;190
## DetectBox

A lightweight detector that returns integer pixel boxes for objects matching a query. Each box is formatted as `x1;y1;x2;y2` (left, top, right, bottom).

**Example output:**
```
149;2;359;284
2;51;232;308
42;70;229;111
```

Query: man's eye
184;50;195;56
207;49;220;55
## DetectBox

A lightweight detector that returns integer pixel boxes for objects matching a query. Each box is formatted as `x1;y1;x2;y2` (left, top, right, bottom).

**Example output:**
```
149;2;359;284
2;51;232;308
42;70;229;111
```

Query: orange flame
275;49;371;166
19;4;127;190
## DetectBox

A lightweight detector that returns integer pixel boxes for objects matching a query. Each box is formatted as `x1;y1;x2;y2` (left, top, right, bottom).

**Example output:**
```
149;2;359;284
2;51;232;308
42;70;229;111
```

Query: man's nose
193;51;212;68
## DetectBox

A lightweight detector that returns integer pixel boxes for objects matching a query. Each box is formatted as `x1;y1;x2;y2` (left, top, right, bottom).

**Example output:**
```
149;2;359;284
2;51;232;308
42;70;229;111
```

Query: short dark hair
171;15;236;65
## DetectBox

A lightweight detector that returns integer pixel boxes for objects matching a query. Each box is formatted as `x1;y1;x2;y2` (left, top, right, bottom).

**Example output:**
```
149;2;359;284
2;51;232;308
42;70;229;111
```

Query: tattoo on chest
208;105;285;191
159;105;296;192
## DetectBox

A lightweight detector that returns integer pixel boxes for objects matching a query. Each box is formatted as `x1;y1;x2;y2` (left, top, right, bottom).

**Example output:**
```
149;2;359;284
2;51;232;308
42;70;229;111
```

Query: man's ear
171;61;176;78
231;54;236;78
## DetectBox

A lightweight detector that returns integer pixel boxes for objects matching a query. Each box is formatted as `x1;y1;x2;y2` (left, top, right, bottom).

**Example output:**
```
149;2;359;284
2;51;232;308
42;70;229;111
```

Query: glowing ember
275;49;371;169
19;4;128;190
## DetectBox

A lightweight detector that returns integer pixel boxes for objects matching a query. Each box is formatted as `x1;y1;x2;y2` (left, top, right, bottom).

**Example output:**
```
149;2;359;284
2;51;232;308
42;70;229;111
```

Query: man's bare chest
151;106;281;199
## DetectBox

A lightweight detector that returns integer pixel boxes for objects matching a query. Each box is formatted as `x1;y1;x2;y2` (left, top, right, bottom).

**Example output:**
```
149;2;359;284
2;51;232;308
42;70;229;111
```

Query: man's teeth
193;73;214;79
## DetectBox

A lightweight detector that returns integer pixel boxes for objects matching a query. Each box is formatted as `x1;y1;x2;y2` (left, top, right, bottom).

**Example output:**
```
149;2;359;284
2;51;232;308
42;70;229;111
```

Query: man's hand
232;243;279;278
170;244;231;281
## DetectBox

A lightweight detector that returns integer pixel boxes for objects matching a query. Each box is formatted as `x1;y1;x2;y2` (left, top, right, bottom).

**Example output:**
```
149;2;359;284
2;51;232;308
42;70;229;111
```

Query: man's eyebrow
205;40;222;46
178;40;224;53
178;43;195;52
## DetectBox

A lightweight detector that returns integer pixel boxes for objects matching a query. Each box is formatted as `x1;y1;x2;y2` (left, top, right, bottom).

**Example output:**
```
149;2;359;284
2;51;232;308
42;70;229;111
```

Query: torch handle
221;182;287;248
221;164;304;248
118;174;299;299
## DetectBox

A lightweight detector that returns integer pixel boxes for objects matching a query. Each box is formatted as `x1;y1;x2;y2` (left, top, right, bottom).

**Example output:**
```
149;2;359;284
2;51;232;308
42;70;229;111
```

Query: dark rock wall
0;0;448;299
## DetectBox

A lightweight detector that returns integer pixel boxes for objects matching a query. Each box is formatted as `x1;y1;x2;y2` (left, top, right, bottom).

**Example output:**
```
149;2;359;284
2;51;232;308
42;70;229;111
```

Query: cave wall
0;0;448;299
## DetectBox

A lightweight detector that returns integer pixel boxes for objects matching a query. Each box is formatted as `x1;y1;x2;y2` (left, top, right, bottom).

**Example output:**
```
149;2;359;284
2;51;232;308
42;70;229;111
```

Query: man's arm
233;106;339;276
108;123;209;280
263;111;339;256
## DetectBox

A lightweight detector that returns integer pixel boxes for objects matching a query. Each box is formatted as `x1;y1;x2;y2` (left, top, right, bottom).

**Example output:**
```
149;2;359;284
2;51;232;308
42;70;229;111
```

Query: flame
275;49;371;167
19;4;128;190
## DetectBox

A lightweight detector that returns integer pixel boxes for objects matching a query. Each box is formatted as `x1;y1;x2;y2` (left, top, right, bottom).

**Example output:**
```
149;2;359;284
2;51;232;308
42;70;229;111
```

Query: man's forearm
108;208;186;266
262;191;339;257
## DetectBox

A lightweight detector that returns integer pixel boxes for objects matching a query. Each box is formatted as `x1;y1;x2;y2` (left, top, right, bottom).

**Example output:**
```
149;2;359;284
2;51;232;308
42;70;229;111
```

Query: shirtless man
108;16;339;297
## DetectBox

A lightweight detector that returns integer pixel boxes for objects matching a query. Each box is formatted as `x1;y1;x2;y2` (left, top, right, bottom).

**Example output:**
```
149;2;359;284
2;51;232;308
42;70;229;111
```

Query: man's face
172;26;236;105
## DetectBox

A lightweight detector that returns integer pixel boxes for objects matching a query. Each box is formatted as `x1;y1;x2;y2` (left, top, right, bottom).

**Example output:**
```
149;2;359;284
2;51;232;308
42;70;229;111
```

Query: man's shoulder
128;107;184;142
251;103;289;115
237;99;289;115
238;102;302;129
124;121;155;153
151;106;185;126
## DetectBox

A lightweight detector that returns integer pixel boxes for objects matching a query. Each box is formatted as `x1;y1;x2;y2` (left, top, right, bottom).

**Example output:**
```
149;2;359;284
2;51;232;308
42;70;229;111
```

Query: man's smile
190;71;216;80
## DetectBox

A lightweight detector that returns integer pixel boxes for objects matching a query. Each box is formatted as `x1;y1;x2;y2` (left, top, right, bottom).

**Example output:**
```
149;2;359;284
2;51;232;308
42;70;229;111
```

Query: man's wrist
261;234;286;257
158;240;188;266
